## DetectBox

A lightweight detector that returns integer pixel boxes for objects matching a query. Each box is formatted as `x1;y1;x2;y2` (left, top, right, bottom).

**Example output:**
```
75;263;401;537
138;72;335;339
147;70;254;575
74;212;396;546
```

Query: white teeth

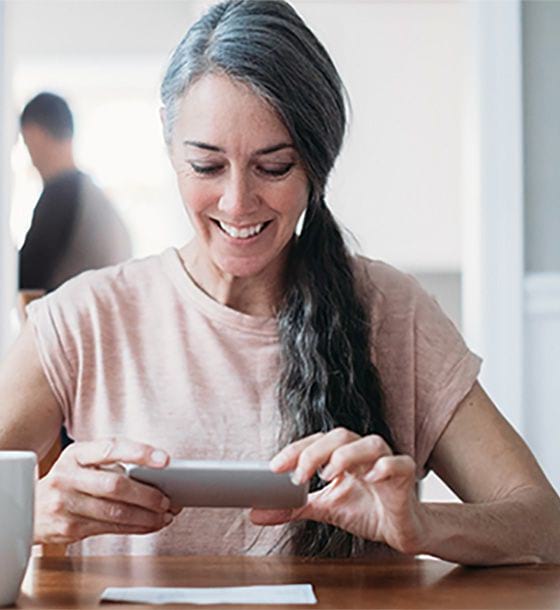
218;221;265;239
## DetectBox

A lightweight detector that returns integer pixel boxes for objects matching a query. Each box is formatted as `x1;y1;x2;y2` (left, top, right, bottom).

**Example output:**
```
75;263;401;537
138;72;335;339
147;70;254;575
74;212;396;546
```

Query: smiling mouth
212;219;272;240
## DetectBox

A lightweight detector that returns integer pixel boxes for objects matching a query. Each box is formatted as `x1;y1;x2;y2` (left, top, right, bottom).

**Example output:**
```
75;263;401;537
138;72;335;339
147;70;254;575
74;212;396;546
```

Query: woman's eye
187;162;295;177
258;163;295;177
189;163;223;175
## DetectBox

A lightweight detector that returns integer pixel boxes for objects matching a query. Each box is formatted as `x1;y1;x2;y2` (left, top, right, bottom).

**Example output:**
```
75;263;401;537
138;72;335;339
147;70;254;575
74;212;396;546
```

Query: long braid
276;197;393;557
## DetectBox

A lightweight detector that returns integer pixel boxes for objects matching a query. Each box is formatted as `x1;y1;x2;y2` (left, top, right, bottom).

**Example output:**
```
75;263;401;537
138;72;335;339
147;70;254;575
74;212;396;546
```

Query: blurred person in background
18;92;132;293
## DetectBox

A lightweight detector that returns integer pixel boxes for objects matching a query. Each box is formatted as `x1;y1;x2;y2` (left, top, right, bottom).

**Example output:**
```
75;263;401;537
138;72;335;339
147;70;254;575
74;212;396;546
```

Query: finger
291;428;361;484
71;438;169;469
250;508;294;526
250;491;321;526
365;455;416;485
58;468;171;514
320;435;392;482
269;432;325;472
83;519;170;537
54;514;171;544
249;505;310;526
66;493;174;530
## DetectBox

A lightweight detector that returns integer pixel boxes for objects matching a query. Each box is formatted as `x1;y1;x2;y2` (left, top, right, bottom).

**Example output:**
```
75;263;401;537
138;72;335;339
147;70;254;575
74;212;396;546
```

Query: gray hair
160;0;348;202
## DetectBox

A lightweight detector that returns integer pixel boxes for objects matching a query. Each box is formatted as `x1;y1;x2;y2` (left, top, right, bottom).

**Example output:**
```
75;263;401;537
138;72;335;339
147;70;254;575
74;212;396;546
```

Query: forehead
174;73;292;152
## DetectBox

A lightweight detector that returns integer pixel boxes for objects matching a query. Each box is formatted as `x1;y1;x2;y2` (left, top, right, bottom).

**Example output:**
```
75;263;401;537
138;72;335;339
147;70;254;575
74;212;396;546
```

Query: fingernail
160;497;171;511
163;512;173;524
151;450;167;466
269;455;284;470
290;469;304;485
319;465;335;481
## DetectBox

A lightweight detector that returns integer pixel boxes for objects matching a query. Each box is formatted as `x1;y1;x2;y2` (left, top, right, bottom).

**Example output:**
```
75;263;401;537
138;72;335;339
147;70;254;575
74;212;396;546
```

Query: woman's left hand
250;428;428;554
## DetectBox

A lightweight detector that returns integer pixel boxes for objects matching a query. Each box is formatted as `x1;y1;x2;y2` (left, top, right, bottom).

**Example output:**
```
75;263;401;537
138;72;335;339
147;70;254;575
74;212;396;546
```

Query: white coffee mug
0;451;36;607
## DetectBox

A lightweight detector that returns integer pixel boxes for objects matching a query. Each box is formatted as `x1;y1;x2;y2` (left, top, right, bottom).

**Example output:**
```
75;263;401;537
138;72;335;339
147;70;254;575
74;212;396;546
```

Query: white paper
101;584;317;605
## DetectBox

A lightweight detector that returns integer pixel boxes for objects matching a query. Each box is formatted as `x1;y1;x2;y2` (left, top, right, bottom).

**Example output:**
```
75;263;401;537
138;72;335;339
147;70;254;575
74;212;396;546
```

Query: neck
38;144;76;182
179;240;290;317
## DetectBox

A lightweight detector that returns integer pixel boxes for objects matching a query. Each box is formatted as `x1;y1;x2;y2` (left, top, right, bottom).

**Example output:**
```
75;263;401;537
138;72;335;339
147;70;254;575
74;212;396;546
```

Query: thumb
249;493;324;526
249;508;296;526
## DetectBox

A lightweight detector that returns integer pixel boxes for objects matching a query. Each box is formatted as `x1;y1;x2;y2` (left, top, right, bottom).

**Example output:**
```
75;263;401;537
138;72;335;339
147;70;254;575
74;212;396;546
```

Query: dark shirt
19;169;131;292
19;170;81;291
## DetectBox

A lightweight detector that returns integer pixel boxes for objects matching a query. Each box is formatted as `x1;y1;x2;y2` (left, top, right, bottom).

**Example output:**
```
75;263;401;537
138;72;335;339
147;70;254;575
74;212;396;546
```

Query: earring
295;207;307;237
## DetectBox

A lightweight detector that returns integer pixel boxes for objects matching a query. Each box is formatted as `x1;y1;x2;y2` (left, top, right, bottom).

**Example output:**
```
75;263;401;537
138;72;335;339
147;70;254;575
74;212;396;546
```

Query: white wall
294;1;466;272
9;0;196;59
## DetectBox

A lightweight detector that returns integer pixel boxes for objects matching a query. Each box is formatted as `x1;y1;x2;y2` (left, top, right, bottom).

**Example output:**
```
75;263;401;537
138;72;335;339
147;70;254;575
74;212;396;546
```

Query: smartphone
124;459;309;509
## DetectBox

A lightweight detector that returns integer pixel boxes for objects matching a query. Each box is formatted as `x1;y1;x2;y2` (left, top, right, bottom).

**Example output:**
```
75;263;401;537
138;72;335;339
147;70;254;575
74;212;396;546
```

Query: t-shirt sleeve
407;275;482;477
359;257;483;480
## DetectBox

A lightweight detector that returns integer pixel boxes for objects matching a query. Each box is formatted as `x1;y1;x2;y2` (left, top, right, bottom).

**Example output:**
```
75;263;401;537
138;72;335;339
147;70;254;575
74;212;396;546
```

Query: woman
1;0;559;564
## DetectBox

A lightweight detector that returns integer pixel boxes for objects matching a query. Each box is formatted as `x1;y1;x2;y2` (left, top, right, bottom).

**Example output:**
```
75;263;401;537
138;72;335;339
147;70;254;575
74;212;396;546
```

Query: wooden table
17;555;560;609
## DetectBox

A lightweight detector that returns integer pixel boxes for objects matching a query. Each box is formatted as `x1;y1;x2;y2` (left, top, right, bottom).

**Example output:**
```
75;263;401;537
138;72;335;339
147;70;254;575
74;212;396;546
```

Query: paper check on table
101;584;317;605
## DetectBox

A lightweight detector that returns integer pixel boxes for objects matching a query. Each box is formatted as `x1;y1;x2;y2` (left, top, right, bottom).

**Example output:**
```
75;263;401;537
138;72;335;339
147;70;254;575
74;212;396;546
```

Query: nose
217;167;260;218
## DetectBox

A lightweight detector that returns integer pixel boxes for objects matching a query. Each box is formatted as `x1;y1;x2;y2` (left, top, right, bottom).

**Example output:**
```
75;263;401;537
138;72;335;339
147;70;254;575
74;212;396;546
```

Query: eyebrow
183;140;295;155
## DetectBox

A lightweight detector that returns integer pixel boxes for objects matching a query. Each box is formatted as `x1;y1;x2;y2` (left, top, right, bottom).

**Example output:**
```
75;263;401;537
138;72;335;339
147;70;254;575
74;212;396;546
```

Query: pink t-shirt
27;247;481;556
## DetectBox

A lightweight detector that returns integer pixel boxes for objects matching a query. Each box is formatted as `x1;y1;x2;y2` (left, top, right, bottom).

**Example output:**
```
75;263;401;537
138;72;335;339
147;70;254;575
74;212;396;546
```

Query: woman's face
168;73;309;279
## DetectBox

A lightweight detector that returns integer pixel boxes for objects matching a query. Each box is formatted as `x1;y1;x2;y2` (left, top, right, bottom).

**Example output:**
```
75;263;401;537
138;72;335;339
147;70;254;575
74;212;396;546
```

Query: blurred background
0;1;558;500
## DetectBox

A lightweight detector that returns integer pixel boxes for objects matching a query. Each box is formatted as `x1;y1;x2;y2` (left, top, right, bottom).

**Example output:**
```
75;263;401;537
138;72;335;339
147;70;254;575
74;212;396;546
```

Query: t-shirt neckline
161;247;279;338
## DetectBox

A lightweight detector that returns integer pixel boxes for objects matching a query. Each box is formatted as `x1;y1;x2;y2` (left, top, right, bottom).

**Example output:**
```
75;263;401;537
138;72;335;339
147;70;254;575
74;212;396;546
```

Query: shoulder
35;171;80;209
60;251;162;294
352;255;429;317
351;255;458;345
76;172;114;209
77;171;105;195
44;170;81;194
28;249;174;323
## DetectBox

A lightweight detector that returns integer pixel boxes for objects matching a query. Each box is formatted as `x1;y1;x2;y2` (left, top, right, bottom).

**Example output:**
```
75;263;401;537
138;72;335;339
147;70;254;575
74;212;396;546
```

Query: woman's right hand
34;437;177;545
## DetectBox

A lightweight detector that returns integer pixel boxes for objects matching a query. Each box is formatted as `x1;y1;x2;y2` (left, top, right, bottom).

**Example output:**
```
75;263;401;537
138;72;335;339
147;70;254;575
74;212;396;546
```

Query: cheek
177;177;219;219
273;182;308;223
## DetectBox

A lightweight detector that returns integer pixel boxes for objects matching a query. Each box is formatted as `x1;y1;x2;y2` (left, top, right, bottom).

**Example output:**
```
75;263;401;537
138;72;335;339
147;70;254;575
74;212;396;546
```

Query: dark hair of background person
161;0;395;558
20;92;74;140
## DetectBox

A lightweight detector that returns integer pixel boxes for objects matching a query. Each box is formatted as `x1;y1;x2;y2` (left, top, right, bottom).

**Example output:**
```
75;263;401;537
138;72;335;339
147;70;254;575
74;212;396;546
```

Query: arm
420;381;560;565
0;321;62;457
0;323;177;544
253;381;560;565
